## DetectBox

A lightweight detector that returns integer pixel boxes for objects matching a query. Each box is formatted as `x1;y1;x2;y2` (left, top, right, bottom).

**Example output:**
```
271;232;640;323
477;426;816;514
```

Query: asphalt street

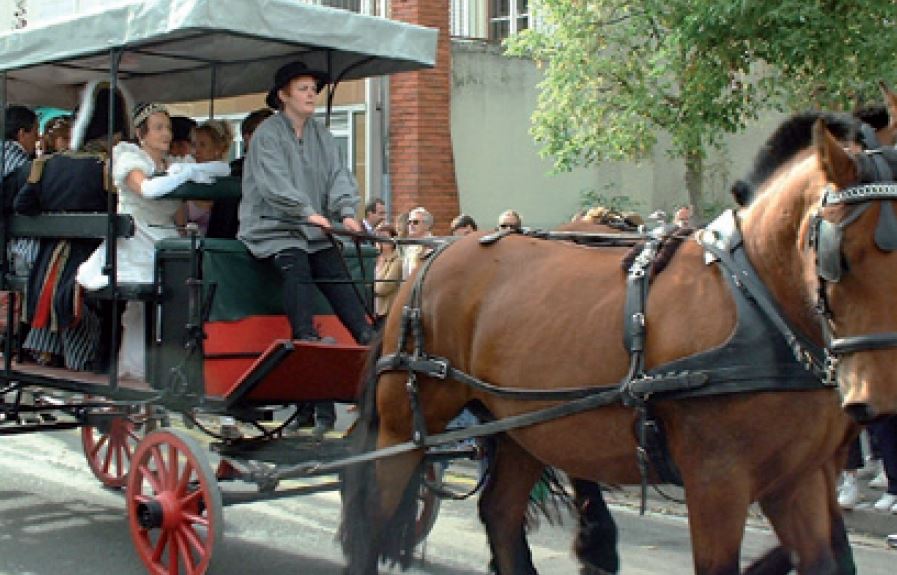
0;428;894;574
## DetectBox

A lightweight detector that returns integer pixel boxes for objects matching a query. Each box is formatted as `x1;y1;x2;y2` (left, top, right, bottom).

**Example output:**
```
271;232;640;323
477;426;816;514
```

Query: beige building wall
450;40;784;229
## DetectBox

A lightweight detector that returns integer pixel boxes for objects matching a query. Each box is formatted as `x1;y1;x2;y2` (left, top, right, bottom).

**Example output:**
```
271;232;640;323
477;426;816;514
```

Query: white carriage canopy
0;0;438;109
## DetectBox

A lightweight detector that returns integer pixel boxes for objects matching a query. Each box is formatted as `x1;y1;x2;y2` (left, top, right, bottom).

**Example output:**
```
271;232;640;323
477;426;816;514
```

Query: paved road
0;429;893;574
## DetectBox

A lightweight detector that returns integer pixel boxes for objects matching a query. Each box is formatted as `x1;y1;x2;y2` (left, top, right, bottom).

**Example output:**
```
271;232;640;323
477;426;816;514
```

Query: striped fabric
23;307;100;371
1;140;29;178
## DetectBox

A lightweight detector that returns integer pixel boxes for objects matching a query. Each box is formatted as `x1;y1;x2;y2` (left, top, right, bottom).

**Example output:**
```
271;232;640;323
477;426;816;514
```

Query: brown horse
342;115;888;575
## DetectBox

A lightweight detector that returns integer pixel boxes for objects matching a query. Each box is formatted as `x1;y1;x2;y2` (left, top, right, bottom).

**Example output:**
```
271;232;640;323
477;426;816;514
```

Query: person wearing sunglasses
496;209;522;232
402;206;434;279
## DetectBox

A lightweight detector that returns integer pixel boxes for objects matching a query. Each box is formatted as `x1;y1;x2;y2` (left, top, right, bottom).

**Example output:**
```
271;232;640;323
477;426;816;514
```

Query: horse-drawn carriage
0;2;458;573
5;2;897;575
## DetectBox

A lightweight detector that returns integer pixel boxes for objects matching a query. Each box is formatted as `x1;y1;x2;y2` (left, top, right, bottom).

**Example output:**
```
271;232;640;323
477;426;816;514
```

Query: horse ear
813;118;858;188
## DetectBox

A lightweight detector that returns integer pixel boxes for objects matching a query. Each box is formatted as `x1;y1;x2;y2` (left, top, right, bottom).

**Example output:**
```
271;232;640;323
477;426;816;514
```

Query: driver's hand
342;217;363;233
308;213;331;229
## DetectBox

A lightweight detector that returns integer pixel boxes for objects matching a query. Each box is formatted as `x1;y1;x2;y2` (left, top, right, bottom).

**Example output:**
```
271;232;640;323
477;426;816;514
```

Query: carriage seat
153;237;376;403
2;212;154;300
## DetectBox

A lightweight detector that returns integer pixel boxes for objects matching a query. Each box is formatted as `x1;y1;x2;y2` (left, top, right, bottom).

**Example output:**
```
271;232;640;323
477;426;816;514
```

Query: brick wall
389;0;460;234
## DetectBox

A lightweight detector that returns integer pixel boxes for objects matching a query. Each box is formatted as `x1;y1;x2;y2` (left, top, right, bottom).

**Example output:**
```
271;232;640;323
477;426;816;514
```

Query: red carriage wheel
127;429;223;575
414;461;443;545
81;404;153;488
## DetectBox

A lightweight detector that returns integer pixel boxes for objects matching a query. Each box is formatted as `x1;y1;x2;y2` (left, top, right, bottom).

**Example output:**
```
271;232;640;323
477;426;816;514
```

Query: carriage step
217;339;369;408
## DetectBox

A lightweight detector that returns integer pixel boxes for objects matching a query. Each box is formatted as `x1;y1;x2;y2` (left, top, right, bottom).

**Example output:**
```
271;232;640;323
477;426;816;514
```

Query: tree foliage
506;0;897;204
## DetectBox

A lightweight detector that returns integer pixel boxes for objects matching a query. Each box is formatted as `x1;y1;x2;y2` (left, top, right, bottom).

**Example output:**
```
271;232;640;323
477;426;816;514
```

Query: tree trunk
684;148;704;226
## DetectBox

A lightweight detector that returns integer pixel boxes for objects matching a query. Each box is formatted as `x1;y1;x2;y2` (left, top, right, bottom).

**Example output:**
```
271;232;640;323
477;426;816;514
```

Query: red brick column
389;0;459;234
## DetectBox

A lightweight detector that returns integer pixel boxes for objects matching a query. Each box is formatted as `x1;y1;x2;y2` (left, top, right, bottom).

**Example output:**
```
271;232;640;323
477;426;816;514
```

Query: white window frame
489;0;531;42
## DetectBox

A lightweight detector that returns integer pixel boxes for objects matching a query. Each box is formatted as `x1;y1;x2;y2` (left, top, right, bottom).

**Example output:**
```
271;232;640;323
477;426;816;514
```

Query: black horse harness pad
625;211;826;399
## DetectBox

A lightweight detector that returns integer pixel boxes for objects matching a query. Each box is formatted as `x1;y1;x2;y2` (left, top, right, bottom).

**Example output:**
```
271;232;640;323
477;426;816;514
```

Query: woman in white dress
77;102;228;378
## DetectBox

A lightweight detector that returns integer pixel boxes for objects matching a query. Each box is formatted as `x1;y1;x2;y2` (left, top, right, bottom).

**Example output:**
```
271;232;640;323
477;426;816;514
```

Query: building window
490;0;529;42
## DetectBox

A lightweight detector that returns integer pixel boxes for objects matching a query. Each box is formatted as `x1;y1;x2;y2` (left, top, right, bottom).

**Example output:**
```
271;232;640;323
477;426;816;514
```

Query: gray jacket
238;113;359;257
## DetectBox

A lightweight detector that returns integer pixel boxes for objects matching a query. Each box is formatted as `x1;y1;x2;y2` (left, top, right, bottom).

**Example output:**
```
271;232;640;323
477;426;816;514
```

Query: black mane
731;111;861;206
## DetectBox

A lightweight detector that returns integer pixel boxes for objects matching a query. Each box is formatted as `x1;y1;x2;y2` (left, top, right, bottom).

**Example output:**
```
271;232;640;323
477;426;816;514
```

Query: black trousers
273;246;372;426
273;246;371;343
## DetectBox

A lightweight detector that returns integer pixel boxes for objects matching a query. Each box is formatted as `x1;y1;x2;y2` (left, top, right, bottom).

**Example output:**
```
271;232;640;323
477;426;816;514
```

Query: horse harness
375;171;897;507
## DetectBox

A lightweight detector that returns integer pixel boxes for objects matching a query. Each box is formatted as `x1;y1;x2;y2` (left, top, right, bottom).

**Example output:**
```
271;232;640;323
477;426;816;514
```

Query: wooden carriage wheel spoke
152;528;170;563
89;433;109;457
180;488;203;510
182;511;209;528
138;463;163;494
176;462;194;497
167;535;180;575
179;523;208;559
174;527;198;575
150;446;168;485
167;444;180;487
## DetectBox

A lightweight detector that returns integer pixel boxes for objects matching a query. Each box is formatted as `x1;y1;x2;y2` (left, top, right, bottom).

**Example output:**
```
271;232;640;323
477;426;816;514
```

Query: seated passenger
178;119;233;235
14;82;128;370
76;102;229;378
206;108;273;239
41;115;72;155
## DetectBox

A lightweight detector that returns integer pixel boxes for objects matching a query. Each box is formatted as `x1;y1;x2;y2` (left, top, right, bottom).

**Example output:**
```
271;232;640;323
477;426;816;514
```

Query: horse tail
340;334;426;572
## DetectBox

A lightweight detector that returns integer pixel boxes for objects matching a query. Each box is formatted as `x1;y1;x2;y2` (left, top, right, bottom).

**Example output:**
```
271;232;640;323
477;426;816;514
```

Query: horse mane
731;111;861;206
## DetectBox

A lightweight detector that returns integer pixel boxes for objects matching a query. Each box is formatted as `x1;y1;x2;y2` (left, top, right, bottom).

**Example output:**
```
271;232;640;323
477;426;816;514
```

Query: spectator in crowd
363;197;387;234
178;119;233;235
373;222;401;327
168;116;197;161
673;205;692;227
238;60;374;439
869;417;897;513
497;209;522;232
450;213;478;236
41;115;72;155
402;206;434;279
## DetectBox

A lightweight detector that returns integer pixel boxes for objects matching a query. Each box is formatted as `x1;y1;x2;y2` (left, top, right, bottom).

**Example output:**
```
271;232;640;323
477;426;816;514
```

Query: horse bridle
808;157;897;380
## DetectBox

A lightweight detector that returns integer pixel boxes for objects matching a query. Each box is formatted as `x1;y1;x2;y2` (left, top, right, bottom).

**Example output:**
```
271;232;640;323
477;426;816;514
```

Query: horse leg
571;479;619;575
759;467;841;575
480;434;545;575
683;475;751;575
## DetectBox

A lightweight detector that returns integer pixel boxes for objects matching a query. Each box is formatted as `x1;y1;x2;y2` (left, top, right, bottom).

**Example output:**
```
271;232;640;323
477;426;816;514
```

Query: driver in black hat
238;60;374;439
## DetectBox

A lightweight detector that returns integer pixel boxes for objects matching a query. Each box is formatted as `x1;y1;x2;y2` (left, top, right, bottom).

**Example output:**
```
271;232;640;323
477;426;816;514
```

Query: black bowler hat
265;61;330;109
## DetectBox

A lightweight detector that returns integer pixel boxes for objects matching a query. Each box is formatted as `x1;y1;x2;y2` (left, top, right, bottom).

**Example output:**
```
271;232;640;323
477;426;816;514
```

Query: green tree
506;0;897;218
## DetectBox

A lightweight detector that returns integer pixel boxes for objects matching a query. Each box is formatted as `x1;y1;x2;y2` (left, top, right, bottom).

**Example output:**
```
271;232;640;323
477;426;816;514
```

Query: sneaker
838;473;860;510
873;492;897;512
870;470;889;490
858;458;883;479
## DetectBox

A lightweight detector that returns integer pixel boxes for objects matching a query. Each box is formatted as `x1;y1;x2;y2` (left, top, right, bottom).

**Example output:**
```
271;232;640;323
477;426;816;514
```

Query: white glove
140;165;194;198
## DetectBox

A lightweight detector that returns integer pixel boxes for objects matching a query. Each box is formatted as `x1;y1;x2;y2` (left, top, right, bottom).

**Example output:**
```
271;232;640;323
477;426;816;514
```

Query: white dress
77;142;182;379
